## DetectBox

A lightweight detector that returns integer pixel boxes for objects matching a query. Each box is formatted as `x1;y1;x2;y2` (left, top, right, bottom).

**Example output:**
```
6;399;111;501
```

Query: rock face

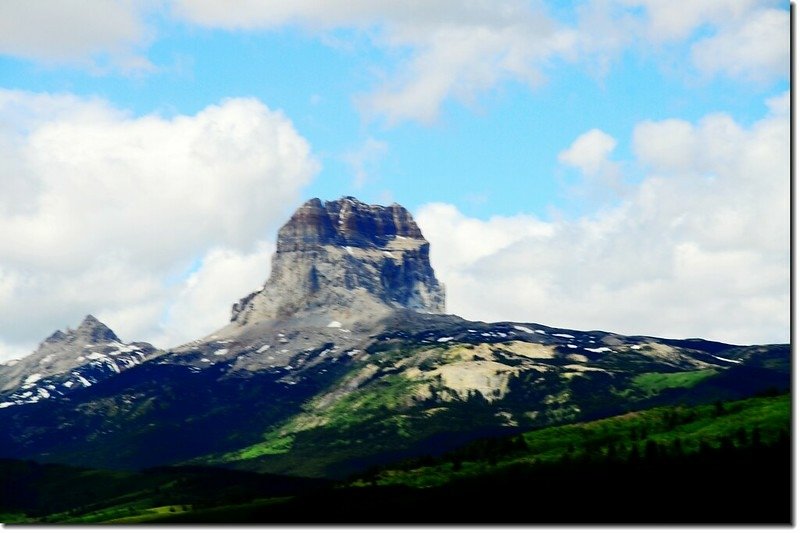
231;197;446;325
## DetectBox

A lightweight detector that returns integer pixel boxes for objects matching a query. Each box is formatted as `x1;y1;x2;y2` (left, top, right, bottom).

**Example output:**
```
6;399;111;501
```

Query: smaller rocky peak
74;315;120;343
43;329;67;345
41;315;120;347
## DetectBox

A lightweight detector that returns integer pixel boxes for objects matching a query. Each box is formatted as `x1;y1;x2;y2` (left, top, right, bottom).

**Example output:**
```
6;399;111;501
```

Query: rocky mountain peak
75;314;120;343
276;197;424;252
231;196;445;325
1;315;158;398
41;315;120;349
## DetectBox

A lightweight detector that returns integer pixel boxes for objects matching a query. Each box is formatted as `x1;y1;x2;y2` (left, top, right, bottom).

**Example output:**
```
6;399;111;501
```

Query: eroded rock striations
231;197;446;325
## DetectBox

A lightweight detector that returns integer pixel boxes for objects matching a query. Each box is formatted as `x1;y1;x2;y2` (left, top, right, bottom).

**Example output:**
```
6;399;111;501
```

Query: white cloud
575;0;787;86
171;0;788;123
417;93;788;345
0;0;155;72
691;8;789;82
0;91;317;359
626;0;765;42
1;2;787;119
559;129;617;176
559;128;624;201
157;243;273;347
172;0;576;124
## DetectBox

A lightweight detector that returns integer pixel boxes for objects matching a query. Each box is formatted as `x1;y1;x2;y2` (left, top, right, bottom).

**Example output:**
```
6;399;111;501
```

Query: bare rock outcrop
231;197;445;325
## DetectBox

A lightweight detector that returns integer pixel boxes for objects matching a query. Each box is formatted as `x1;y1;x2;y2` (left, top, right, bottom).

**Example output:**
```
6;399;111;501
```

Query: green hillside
2;392;789;524
203;338;788;478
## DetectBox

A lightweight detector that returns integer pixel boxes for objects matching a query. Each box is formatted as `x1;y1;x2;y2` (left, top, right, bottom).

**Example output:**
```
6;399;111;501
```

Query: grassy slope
2;392;788;524
148;392;793;524
361;392;790;488
203;339;787;479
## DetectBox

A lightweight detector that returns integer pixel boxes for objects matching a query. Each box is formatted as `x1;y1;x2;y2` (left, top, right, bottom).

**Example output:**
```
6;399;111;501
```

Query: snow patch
553;333;575;339
87;352;108;361
63;381;74;388
437;337;454;342
630;344;642;350
326;321;342;328
107;341;136;354
567;344;578;349
513;325;534;334
257;344;271;353
76;356;86;363
201;358;211;363
37;388;50;399
535;330;547;335
383;251;395;258
0;402;14;409
214;348;229;356
586;347;612;353
24;374;42;385
73;374;91;387
345;246;354;255
712;354;742;364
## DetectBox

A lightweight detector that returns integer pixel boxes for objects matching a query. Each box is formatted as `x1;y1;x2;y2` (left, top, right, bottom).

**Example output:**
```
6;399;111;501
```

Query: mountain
0;315;160;409
0;197;789;482
231;196;445;325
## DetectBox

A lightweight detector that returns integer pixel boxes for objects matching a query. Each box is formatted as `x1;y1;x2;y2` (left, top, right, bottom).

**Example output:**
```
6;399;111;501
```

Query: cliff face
231;197;445;325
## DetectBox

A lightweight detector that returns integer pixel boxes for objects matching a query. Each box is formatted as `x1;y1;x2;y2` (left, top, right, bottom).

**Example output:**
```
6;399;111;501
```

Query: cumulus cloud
558;128;624;201
416;93;788;345
575;0;788;86
157;243;273;347
0;0;155;72
691;8;789;82
0;91;317;359
559;128;617;176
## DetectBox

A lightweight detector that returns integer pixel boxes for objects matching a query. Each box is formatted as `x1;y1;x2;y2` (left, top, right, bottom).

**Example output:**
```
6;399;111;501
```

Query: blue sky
0;1;790;358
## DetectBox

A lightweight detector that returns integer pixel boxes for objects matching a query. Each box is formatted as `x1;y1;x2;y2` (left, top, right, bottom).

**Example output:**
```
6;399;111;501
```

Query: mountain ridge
0;196;789;482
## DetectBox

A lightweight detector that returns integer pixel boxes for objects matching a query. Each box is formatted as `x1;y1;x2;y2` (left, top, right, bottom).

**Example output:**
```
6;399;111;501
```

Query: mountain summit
231;197;446;325
0;315;159;404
